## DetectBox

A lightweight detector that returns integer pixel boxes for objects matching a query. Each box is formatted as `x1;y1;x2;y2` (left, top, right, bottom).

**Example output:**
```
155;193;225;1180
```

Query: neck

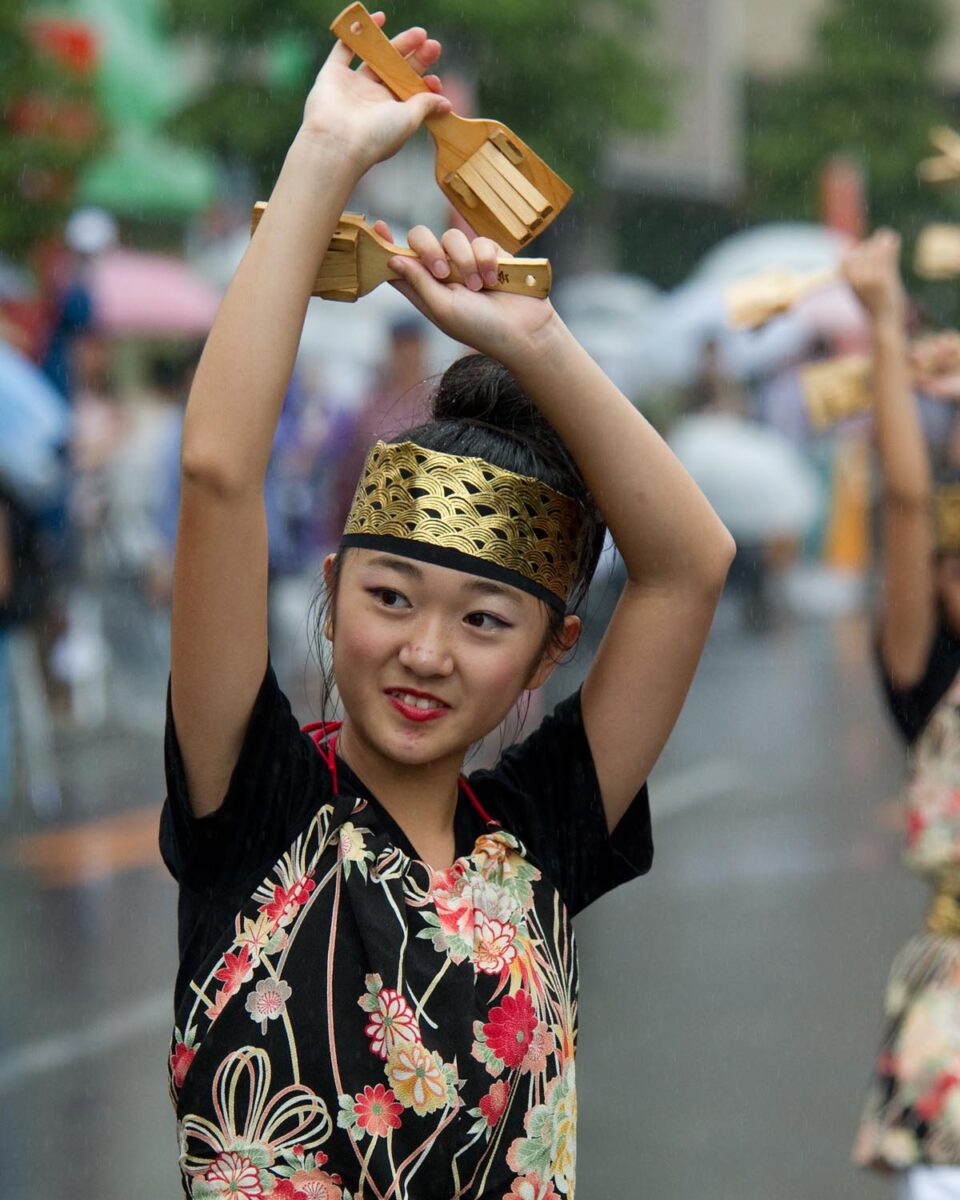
336;718;462;841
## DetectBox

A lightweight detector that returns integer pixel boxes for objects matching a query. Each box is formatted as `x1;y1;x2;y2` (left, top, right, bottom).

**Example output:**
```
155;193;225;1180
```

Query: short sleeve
877;623;960;745
468;689;653;917
160;659;331;901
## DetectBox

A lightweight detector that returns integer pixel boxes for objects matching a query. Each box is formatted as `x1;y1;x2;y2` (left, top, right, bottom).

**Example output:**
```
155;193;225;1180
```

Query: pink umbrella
90;248;220;336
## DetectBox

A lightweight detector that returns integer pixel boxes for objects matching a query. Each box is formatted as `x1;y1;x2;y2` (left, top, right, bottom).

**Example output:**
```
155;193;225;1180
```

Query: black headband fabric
338;533;567;612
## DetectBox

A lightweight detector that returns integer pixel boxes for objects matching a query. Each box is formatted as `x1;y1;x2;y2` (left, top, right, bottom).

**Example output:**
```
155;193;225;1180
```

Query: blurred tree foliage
166;0;664;198
746;0;950;236
0;4;104;259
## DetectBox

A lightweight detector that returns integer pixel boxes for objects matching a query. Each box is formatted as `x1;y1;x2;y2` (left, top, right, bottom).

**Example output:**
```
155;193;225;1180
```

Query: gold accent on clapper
343;441;585;605
936;485;960;553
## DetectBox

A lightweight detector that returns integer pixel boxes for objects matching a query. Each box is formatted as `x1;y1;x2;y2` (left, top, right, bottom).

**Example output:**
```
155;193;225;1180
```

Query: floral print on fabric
856;671;960;1170
170;789;581;1199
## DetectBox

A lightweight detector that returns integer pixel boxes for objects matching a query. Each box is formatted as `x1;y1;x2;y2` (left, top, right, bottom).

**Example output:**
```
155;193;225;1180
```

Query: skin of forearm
872;317;932;505
504;318;736;589
181;130;361;492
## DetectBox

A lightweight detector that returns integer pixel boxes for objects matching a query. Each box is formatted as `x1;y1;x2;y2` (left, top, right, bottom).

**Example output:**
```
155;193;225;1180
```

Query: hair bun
398;351;606;611
431;353;549;440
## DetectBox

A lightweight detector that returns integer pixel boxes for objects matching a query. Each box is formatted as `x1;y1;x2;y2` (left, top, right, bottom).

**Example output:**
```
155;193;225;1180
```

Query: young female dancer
851;231;960;1198
161;15;734;1198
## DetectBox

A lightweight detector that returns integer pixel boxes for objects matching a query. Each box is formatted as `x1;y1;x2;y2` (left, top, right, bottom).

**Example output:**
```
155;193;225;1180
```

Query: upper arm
879;497;937;688
170;476;270;817
580;574;724;831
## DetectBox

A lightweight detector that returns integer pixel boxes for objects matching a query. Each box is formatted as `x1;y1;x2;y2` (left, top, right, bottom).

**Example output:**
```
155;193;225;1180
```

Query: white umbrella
636;277;813;390
553;272;661;400
669;412;823;539
692;222;851;284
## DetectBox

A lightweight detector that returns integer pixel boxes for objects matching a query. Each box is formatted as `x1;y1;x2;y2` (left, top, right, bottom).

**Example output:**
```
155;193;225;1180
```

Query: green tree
0;4;104;259
746;0;949;236
166;0;664;200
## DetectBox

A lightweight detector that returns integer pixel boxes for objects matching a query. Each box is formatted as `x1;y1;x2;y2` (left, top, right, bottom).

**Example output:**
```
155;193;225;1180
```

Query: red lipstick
384;687;450;723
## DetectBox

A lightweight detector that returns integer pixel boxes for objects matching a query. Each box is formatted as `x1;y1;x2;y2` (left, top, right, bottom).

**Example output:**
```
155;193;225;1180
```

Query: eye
464;611;510;632
367;587;411;609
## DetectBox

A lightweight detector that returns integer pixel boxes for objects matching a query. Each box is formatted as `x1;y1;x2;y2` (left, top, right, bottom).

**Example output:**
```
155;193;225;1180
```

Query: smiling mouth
385;689;450;712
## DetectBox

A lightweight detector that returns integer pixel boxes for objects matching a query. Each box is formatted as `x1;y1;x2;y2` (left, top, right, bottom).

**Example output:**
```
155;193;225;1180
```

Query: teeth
392;691;443;710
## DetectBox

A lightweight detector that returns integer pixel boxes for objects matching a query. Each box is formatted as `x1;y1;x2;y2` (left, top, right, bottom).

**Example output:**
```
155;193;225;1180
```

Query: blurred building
605;0;743;204
741;0;960;86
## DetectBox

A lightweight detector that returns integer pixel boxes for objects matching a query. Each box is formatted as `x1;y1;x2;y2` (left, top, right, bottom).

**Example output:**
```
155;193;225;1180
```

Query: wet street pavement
0;597;912;1199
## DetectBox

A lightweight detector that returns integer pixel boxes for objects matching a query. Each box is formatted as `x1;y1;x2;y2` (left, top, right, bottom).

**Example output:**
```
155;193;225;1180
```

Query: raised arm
384;230;736;831
842;231;935;687
171;17;450;817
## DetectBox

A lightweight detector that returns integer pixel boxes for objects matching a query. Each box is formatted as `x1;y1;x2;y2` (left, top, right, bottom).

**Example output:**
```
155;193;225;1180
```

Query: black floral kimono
160;662;653;1199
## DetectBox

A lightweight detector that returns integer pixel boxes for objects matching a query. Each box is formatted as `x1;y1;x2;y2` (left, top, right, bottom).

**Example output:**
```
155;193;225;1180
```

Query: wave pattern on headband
341;441;585;610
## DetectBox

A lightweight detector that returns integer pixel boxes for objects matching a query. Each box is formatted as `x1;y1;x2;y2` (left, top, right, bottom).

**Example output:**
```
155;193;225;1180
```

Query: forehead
344;548;536;609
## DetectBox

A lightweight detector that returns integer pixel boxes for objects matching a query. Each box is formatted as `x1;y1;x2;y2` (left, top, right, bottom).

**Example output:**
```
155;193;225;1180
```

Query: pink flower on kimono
473;917;518;975
288;1167;343;1200
202;1150;265;1197
364;987;421;1060
520;1022;556;1075
907;810;927;847
431;864;475;939
245;978;293;1031
169;1041;196;1089
353;1084;402;1136
502;1173;560;1200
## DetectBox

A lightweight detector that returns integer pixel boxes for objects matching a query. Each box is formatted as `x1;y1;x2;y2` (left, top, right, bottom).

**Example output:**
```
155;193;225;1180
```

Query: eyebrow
365;555;522;605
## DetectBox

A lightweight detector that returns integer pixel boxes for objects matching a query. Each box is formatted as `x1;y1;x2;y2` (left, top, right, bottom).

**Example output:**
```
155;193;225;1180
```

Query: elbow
702;524;737;593
180;440;254;502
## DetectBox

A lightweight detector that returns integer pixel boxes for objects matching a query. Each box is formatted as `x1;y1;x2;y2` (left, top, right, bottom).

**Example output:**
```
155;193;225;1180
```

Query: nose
397;613;454;677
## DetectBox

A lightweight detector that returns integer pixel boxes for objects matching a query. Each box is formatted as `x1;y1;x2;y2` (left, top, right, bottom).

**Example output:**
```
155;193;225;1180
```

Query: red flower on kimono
483;991;537;1069
353;1084;402;1136
214;944;254;995
271;1182;307;1200
261;875;316;928
169;1041;196;1089
907;810;926;846
479;1079;509;1126
916;1071;960;1120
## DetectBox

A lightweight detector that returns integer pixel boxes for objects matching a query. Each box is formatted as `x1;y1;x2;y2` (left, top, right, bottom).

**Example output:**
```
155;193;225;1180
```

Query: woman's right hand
302;11;451;174
841;228;907;330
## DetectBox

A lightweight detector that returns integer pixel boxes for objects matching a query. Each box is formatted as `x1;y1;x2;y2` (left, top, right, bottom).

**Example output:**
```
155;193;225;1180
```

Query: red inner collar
301;720;495;826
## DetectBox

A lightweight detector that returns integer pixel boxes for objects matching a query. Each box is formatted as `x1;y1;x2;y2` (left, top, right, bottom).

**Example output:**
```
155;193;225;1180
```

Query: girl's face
325;550;579;771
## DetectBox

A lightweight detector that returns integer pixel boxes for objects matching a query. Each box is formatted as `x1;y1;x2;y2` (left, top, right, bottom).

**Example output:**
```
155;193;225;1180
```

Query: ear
322;552;338;642
526;614;581;691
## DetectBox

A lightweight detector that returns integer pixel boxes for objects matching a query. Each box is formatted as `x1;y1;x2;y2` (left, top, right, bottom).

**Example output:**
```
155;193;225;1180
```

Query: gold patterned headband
936;485;960;553
341;441;586;610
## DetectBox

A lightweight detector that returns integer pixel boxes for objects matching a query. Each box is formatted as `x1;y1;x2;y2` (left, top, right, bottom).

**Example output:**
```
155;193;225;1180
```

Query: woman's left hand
379;223;560;362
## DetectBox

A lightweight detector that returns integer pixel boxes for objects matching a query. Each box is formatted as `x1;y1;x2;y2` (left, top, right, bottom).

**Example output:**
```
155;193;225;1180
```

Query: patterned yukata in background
160;661;653;1199
856;625;960;1169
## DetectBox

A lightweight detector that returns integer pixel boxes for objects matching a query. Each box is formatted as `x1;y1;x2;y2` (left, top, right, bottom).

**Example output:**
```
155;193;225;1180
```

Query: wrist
872;310;907;349
290;124;370;184
498;308;571;374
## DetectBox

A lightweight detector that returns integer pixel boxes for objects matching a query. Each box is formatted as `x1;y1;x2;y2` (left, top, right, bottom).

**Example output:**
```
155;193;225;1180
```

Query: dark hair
309;353;606;715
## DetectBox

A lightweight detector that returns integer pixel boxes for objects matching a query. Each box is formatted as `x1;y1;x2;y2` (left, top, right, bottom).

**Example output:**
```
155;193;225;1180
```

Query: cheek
463;639;541;705
331;607;395;683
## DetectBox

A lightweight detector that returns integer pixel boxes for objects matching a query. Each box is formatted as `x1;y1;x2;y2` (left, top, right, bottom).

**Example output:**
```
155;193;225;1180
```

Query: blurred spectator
334;316;432;532
684;335;747;417
40;209;116;400
0;488;60;814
